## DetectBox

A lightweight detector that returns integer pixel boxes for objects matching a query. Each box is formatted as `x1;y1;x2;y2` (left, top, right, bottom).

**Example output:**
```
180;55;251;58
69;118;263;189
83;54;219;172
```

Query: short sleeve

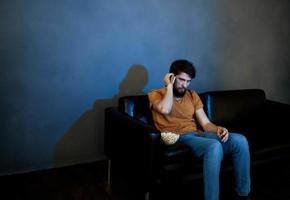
191;91;203;110
148;89;165;108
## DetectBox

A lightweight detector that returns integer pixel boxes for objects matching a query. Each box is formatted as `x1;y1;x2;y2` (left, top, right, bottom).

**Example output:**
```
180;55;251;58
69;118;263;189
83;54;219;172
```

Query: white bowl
161;132;180;145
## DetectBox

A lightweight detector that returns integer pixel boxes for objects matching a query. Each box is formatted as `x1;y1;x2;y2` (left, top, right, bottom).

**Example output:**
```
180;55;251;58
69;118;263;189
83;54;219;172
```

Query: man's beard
173;86;186;98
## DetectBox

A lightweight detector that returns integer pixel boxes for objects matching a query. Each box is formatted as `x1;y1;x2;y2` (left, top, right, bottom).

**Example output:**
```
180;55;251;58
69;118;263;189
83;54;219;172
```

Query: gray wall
1;0;289;175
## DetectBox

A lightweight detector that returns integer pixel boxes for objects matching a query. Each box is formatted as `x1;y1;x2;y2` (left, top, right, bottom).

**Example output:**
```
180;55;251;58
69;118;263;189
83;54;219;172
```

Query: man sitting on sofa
148;59;251;200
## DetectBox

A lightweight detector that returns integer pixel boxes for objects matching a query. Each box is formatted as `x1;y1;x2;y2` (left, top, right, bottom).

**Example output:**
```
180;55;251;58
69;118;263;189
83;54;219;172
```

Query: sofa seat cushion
160;142;192;164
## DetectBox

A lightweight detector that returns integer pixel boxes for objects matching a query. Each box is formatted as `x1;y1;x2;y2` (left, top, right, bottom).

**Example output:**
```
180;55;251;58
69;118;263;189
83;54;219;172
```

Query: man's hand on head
164;73;176;86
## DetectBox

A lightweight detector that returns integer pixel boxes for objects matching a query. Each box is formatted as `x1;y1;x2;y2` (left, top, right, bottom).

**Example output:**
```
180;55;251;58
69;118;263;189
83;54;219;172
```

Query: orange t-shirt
148;88;203;134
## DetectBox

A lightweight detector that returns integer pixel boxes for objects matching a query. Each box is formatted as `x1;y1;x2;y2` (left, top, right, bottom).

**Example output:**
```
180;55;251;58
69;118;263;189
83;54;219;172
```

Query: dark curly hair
169;59;196;79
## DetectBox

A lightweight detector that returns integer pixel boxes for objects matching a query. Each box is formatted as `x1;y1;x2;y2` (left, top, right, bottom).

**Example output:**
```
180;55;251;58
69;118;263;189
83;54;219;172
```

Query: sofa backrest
118;95;155;126
200;89;266;126
118;89;266;129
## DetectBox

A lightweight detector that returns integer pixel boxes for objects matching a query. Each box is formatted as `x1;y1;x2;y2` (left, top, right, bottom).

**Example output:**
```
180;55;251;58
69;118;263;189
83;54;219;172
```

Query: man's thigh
179;132;221;157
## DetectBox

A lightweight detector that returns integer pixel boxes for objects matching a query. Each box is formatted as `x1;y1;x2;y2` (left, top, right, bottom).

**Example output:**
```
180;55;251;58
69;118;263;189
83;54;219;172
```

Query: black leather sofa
104;89;290;199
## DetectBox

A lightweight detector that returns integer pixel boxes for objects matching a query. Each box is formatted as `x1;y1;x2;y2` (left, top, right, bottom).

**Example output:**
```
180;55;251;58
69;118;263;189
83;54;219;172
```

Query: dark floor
1;159;290;200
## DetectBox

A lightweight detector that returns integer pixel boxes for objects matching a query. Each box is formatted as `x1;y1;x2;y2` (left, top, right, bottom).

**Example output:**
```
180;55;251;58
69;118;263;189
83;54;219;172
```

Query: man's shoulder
187;89;199;96
148;88;165;95
148;88;166;102
186;90;202;101
148;88;161;93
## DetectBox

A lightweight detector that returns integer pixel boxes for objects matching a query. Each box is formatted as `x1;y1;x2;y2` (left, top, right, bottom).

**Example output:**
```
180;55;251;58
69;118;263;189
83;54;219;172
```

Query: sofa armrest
104;107;160;157
104;107;162;184
265;100;290;130
266;100;290;114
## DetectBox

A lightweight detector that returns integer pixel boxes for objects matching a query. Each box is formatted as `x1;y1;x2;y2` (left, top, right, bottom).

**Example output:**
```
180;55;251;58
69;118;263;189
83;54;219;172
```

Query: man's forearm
203;122;218;133
156;84;174;114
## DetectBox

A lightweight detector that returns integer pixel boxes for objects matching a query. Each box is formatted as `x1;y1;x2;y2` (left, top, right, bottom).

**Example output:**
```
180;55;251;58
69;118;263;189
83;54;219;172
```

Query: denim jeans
179;132;251;200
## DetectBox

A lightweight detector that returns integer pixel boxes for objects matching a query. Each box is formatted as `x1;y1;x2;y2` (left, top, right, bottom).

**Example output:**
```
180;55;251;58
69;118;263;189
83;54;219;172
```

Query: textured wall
1;0;289;175
212;0;290;101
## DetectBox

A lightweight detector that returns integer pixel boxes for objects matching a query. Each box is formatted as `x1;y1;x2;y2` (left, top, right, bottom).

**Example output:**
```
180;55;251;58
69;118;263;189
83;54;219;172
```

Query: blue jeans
179;132;251;200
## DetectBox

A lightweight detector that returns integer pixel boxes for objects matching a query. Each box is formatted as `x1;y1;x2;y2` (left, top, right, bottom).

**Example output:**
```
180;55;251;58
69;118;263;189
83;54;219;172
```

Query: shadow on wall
53;65;148;167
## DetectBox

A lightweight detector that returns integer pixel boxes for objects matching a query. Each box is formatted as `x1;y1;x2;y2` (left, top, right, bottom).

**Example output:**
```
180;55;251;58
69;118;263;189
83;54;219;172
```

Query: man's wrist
167;84;173;89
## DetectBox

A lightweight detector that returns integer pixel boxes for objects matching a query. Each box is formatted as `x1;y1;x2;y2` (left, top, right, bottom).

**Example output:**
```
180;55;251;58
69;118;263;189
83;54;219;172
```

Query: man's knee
231;133;250;151
207;140;224;159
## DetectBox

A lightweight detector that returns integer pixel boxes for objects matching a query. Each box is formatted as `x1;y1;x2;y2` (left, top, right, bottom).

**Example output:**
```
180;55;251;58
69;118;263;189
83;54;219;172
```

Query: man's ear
169;74;176;83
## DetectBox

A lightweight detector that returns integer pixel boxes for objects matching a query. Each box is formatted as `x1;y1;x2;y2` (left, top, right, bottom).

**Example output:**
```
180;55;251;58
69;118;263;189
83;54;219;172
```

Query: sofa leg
107;159;111;186
104;159;112;193
145;192;150;200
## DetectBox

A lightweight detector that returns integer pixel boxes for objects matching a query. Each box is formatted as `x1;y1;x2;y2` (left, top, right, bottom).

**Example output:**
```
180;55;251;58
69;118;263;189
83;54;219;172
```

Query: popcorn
160;132;180;145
